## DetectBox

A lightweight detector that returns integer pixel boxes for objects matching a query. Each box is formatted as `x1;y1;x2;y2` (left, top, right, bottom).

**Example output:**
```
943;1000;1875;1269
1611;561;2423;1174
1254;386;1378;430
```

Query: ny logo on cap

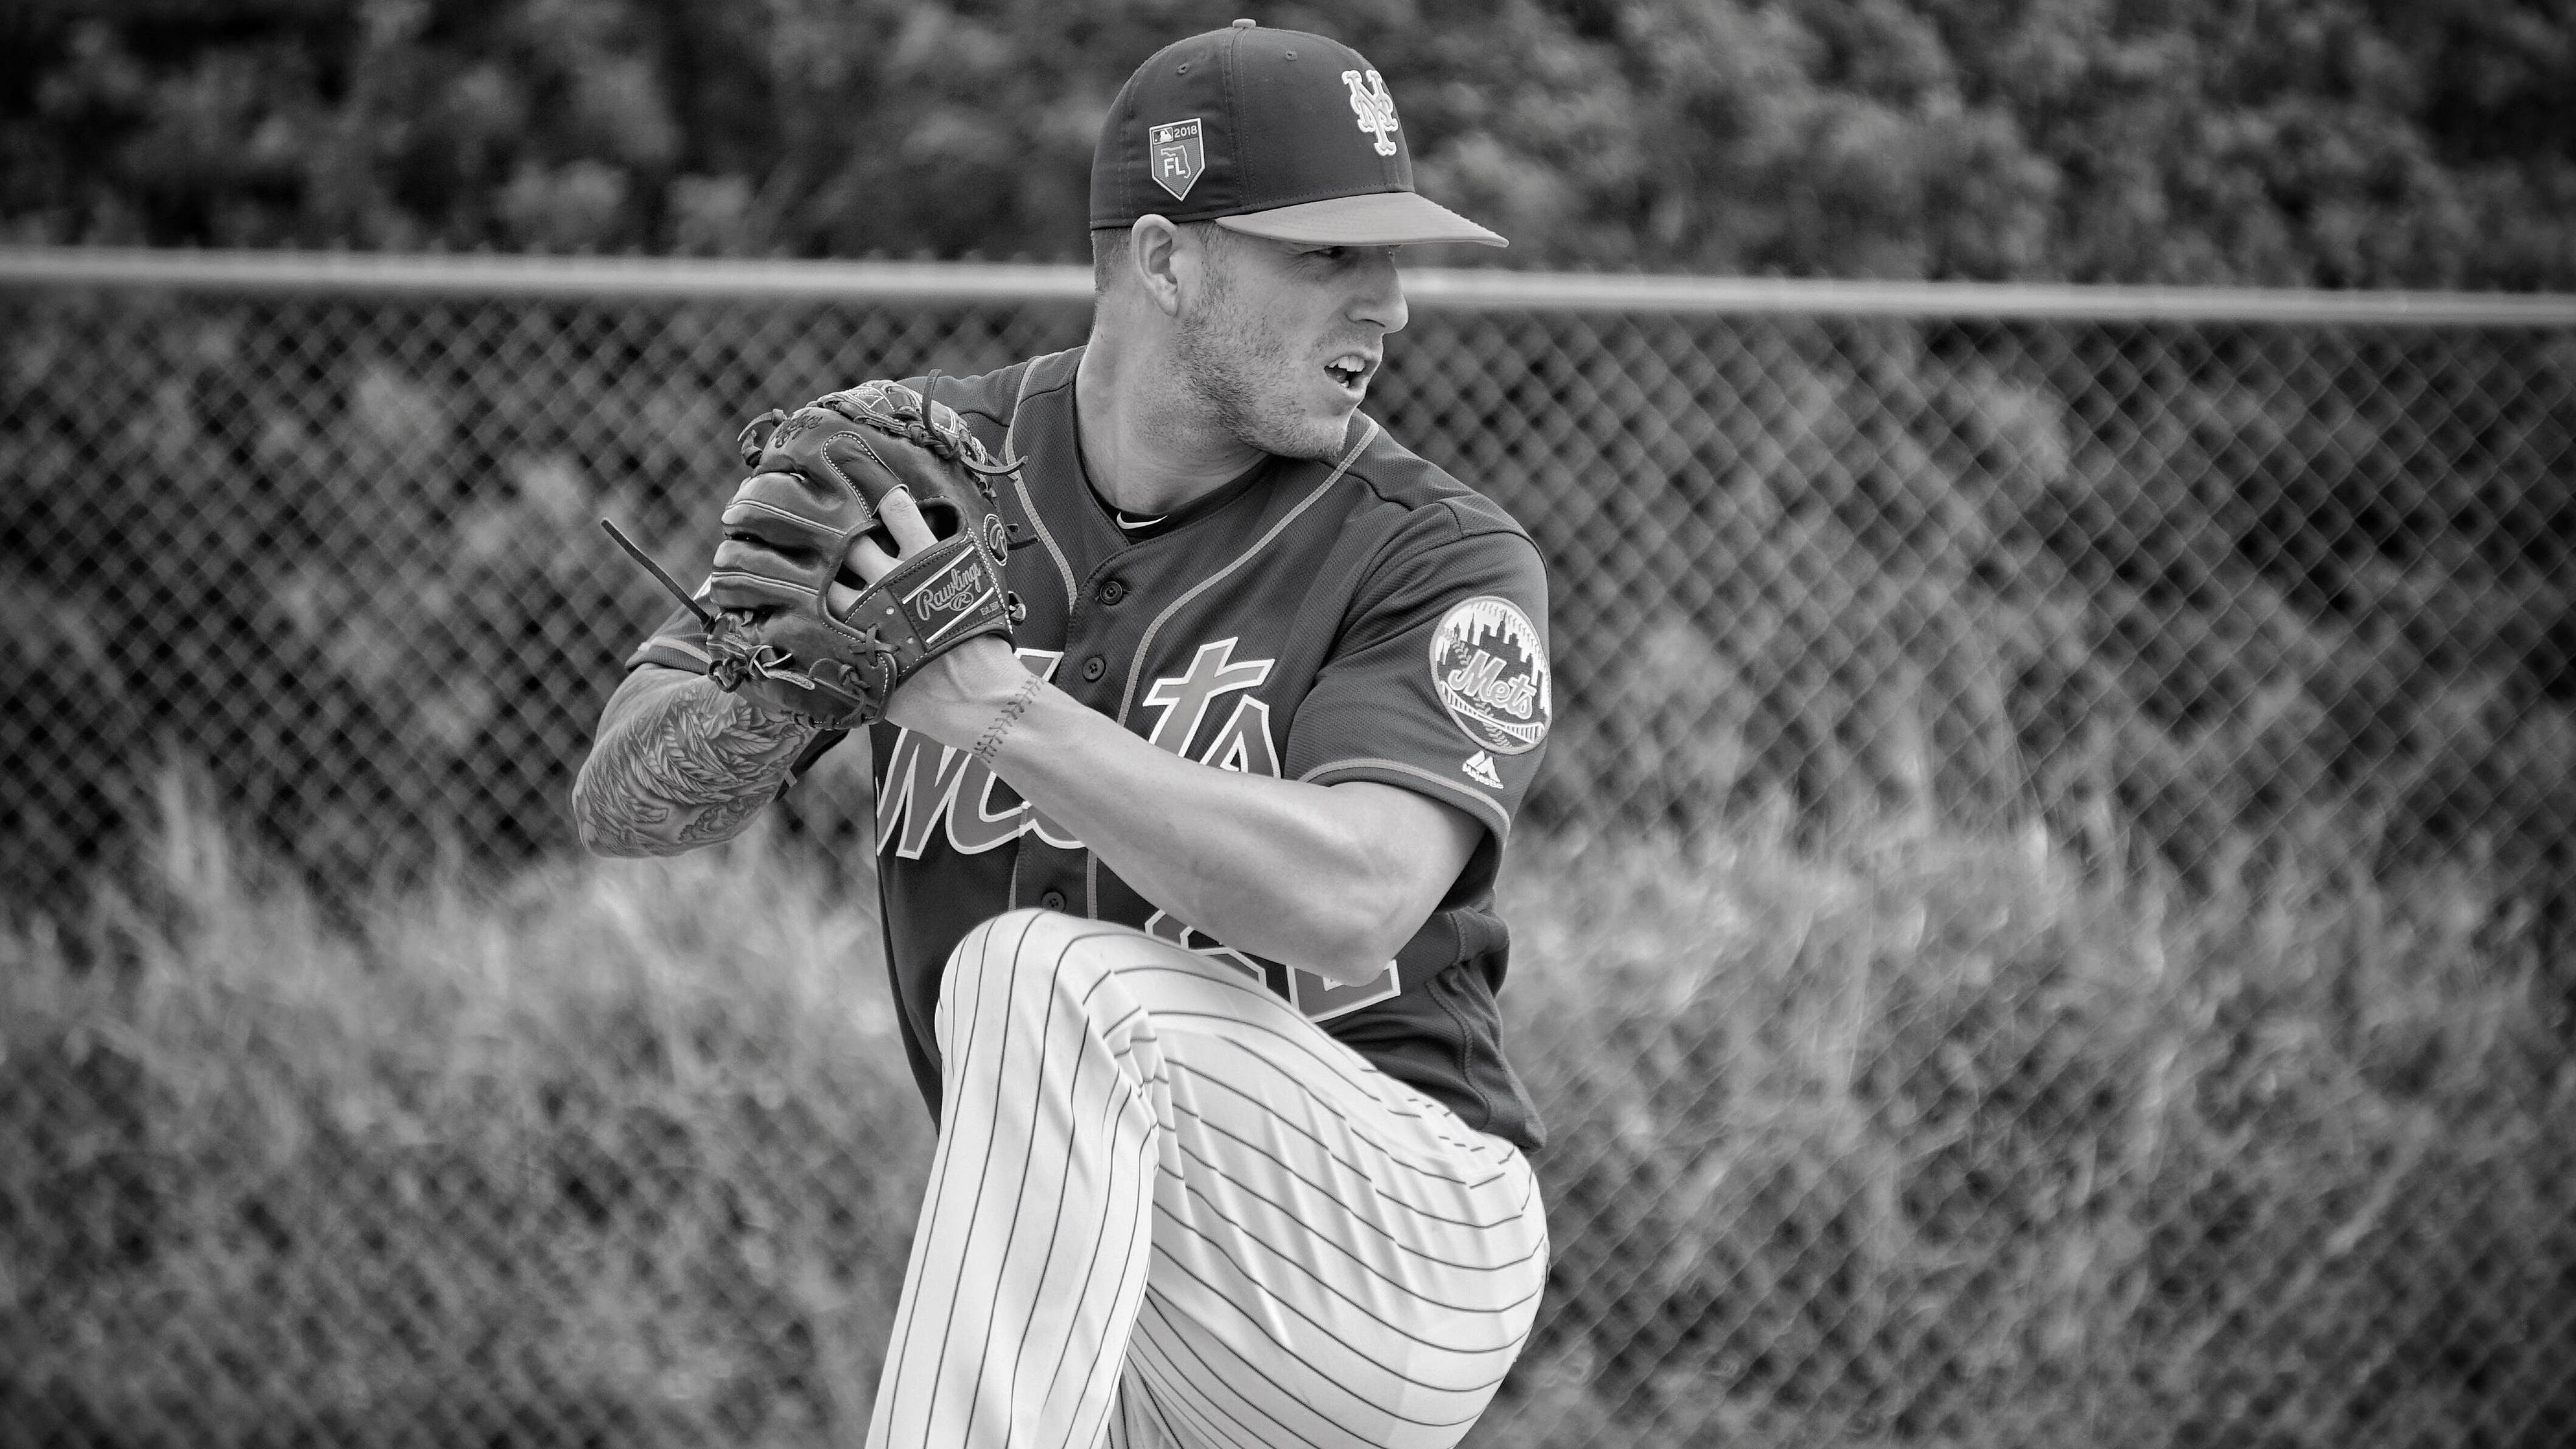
1342;70;1399;157
1149;118;1204;200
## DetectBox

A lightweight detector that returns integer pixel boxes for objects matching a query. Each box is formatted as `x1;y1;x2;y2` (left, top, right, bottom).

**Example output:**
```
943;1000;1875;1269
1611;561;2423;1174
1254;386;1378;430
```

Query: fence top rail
6;246;2575;326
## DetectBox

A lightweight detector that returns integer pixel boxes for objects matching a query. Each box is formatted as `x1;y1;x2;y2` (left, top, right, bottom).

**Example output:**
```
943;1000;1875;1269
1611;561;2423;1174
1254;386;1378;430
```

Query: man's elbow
570;788;625;859
574;814;646;859
1300;890;1429;985
569;766;662;859
1301;943;1398;988
1293;863;1465;983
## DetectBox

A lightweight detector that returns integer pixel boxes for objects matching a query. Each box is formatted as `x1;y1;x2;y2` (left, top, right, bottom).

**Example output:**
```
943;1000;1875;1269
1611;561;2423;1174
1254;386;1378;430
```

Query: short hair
1090;221;1230;297
1091;227;1130;297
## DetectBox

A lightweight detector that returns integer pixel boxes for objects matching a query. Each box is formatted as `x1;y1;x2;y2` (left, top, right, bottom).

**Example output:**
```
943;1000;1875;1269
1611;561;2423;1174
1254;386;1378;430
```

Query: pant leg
865;908;1548;1449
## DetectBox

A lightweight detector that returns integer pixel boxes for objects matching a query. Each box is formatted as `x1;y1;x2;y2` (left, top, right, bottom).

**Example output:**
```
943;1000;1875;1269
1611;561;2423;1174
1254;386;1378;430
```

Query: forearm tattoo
572;674;819;857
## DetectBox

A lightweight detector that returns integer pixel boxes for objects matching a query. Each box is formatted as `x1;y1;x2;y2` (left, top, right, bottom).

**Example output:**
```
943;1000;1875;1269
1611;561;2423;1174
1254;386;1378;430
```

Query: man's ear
1130;215;1187;318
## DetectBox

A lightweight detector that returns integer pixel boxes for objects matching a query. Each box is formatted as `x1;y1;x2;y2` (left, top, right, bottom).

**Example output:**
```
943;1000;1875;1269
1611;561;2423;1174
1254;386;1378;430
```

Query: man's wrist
886;635;1043;742
970;673;1046;768
710;676;823;735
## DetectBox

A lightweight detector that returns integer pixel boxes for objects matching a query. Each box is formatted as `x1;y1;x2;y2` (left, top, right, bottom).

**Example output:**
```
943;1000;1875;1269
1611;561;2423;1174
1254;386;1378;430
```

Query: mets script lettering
876;640;1285;859
1445;648;1539;719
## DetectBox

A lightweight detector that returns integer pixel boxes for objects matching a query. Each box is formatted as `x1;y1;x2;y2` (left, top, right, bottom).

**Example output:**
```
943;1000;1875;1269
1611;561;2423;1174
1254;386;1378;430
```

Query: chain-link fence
4;252;2573;1447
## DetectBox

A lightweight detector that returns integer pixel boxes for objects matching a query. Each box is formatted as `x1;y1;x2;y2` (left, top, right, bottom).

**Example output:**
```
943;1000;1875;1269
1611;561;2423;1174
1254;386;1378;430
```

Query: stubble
1171;238;1349;462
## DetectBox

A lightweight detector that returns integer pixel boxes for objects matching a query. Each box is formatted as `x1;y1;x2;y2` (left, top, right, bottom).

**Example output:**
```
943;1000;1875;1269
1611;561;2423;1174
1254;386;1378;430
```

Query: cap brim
1215;191;1507;248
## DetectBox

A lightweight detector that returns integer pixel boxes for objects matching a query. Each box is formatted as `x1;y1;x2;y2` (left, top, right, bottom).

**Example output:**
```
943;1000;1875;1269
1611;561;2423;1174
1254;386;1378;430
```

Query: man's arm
904;656;1483;983
571;664;820;857
828;484;1475;982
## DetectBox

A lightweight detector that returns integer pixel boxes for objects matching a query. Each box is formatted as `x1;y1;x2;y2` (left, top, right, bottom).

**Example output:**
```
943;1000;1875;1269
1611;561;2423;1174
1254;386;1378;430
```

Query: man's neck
1073;331;1265;518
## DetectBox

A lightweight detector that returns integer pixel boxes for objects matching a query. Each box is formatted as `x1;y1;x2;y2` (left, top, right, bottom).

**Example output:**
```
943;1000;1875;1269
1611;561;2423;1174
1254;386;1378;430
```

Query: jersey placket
1018;549;1147;918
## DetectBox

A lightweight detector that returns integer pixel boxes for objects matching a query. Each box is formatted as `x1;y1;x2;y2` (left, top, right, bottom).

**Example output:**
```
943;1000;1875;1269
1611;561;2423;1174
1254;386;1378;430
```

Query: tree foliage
5;0;2571;286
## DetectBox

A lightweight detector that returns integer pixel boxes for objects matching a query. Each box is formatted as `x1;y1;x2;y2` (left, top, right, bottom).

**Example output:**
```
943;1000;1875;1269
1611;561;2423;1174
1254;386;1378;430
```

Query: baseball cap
1090;19;1505;248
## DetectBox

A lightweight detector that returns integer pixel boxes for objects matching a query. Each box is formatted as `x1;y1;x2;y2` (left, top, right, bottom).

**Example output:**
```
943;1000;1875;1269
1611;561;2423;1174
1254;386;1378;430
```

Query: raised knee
983;905;1091;958
939;908;1138;1051
981;905;1063;936
951;906;1117;997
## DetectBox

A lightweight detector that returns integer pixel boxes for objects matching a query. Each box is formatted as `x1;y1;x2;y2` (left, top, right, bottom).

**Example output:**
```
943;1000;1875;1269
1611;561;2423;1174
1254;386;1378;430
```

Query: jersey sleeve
1285;521;1553;883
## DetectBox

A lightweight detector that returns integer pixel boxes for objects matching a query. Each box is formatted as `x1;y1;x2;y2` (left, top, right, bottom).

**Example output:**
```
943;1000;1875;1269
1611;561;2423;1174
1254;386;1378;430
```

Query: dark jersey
629;348;1553;1150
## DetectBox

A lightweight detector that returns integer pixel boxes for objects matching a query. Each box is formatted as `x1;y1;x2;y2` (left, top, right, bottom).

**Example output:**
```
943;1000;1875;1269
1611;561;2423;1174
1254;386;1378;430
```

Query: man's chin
1241;405;1358;462
1190;356;1362;461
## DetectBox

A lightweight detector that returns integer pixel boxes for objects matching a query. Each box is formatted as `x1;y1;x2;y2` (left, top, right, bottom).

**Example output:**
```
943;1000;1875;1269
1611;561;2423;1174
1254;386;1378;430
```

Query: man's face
1171;231;1409;462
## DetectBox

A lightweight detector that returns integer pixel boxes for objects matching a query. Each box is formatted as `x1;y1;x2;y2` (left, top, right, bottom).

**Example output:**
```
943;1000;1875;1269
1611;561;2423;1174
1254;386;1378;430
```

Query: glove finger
803;407;965;539
741;458;908;560
760;418;928;542
709;532;830;583
723;470;867;552
706;539;824;612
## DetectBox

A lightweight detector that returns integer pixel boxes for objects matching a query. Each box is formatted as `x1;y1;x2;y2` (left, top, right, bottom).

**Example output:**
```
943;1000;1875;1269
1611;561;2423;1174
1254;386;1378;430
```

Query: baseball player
574;21;1552;1449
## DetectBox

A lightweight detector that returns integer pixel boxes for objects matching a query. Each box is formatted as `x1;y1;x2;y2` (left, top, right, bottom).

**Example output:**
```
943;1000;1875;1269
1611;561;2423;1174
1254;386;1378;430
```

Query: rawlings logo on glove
604;376;1023;729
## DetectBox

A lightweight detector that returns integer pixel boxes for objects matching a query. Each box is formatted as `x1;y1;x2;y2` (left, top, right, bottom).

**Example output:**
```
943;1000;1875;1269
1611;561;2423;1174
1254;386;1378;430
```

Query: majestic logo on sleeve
1342;70;1399;157
1431;596;1550;755
1148;119;1205;201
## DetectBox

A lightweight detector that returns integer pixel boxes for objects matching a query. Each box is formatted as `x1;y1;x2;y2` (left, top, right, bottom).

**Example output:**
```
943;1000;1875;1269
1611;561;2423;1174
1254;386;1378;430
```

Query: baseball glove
604;376;1020;728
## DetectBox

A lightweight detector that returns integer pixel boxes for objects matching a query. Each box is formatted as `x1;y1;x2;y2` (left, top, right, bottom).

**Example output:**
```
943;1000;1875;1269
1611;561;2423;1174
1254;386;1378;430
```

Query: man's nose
1349;249;1408;334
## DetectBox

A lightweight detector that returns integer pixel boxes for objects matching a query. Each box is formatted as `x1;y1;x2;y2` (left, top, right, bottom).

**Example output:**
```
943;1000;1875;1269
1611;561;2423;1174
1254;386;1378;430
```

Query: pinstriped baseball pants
863;908;1550;1449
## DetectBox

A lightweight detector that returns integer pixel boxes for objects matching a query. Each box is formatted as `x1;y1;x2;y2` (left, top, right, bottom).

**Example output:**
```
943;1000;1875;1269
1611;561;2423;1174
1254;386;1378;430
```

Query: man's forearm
892;648;1479;981
572;665;819;857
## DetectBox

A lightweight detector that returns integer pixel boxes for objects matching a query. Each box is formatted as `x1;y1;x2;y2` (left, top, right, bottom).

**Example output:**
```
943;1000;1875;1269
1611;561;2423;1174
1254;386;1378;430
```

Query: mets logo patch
1430;596;1550;755
1149;119;1204;201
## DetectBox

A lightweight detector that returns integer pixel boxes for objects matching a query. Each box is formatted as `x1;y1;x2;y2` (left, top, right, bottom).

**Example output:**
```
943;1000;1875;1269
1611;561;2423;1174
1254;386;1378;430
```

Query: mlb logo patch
1149;119;1204;201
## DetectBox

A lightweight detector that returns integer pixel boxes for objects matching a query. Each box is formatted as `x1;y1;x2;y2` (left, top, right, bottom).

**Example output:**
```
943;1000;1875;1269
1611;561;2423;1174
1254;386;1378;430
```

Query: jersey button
1040;890;1067;912
1080;655;1107;682
1099;578;1126;604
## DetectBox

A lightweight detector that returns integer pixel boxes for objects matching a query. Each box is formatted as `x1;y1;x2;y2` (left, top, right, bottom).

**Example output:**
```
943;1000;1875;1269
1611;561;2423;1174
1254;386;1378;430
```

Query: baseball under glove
603;376;1021;728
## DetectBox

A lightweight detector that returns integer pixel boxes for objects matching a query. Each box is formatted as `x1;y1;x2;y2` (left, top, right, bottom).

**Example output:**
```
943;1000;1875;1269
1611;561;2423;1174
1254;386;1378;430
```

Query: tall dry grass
4;771;2570;1448
1486;820;2573;1449
2;769;930;1446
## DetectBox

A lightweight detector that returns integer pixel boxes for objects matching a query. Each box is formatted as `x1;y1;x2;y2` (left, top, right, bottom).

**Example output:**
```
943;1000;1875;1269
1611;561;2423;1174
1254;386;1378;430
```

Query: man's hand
696;379;1018;728
833;486;1036;737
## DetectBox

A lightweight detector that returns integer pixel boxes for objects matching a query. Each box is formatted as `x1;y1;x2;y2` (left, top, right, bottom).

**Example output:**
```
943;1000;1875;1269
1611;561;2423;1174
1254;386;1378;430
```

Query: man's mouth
1324;354;1376;391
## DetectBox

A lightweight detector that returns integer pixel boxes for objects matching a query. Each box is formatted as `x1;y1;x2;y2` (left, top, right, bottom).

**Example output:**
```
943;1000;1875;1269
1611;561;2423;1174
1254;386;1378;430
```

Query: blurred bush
3;0;2572;288
3;288;2570;929
0;288;1091;892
